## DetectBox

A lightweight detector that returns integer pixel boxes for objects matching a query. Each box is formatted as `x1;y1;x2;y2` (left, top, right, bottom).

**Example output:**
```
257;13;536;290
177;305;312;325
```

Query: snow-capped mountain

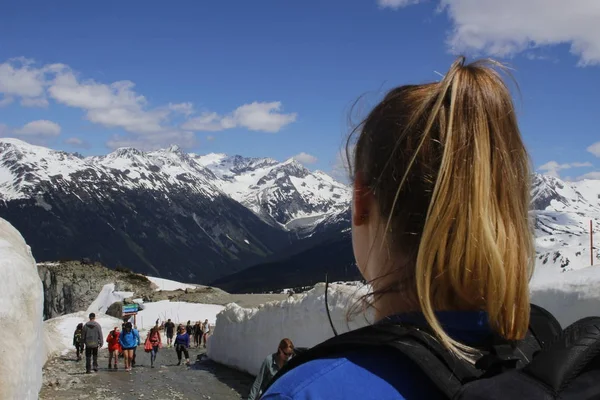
214;173;600;292
194;153;350;228
0;138;301;283
531;174;600;274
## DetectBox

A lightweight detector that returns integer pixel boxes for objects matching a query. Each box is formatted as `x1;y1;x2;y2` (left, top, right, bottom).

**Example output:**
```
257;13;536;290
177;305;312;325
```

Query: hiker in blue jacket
174;325;191;366
262;57;538;399
118;322;140;372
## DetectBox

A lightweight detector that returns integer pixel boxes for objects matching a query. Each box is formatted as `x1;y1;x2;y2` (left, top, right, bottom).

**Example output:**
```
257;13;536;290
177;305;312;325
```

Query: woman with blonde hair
261;57;540;399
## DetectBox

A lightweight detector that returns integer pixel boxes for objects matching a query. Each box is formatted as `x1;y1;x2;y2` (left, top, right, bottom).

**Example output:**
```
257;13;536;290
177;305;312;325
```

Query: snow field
44;311;124;356
146;276;198;291
207;283;373;376
0;218;45;400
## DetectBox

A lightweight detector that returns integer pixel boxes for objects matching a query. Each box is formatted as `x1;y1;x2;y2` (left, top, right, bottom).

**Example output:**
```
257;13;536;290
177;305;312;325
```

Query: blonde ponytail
350;57;534;362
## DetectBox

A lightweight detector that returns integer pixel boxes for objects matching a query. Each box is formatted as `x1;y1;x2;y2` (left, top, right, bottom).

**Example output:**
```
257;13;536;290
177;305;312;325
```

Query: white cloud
576;171;600;180
377;0;422;9
587;142;600;157
105;130;197;151
169;102;194;116
538;160;593;178
13;120;61;137
293;152;318;164
0;58;52;107
206;135;215;141
0;57;299;149
182;102;297;133
443;0;600;65
381;0;600;66
64;137;88;148
0;119;61;145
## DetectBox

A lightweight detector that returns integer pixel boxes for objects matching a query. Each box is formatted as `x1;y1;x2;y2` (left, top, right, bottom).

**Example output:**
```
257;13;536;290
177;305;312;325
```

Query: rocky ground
41;345;255;400
40;260;294;320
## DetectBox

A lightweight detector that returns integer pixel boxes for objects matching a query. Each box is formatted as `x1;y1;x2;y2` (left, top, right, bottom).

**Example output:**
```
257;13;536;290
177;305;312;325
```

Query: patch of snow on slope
147;276;198;291
0;218;44;400
86;283;134;314
136;301;224;332
44;311;123;357
207;283;372;376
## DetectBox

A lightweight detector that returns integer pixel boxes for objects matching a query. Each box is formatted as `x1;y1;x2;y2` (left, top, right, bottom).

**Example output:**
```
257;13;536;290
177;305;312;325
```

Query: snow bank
208;268;600;377
530;265;600;327
136;300;224;332
146;276;197;291
86;283;134;314
0;218;44;400
207;283;372;376
44;311;124;356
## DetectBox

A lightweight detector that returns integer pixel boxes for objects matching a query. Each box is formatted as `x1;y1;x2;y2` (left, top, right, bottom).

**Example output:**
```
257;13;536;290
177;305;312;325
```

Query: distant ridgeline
0;139;351;284
2;139;600;290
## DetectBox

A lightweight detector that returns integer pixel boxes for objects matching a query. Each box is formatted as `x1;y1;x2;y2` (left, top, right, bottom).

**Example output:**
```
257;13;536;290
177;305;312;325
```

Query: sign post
122;303;139;326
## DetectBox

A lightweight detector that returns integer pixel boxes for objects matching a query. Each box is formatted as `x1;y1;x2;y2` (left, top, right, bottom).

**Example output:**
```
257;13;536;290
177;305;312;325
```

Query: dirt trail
40;345;254;400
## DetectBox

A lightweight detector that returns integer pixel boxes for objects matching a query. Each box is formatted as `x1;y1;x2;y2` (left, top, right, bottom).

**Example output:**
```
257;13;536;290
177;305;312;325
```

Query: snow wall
530;266;600;327
207;283;373;376
208;268;600;377
0;218;45;400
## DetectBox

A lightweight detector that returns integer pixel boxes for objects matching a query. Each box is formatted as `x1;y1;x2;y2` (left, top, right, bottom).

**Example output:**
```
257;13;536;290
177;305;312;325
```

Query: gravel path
40;345;255;400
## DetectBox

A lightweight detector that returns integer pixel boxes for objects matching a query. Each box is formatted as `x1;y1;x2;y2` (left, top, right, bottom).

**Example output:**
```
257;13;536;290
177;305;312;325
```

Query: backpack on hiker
263;304;600;399
73;330;82;347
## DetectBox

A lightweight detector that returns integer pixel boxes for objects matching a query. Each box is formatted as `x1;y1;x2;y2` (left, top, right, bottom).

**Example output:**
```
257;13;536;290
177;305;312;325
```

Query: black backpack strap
262;323;479;398
524;316;600;393
528;304;562;349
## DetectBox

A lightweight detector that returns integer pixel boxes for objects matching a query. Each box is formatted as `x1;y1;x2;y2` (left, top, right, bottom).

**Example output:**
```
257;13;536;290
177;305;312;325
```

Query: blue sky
1;0;599;181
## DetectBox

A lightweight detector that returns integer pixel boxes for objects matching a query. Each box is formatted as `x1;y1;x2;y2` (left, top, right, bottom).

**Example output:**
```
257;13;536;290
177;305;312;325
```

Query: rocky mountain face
38;261;156;319
195;153;350;228
2;139;338;283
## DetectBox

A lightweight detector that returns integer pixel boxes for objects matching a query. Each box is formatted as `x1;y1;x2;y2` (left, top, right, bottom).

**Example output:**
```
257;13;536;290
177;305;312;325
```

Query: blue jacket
175;332;190;347
119;328;140;349
262;311;492;400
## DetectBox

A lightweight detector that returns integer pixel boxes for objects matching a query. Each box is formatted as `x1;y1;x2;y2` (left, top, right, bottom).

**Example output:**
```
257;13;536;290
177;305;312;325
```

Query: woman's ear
352;171;373;227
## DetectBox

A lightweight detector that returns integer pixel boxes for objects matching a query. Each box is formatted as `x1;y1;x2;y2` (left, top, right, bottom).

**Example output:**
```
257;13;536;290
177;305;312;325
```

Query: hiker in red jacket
145;325;162;368
106;326;122;369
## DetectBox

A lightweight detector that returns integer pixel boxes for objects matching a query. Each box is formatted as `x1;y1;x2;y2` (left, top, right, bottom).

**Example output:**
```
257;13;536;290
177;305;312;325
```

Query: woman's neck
371;288;420;322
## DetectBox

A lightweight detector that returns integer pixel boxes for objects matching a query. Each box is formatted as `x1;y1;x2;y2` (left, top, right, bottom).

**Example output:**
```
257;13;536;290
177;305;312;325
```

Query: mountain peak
166;144;181;153
110;147;145;159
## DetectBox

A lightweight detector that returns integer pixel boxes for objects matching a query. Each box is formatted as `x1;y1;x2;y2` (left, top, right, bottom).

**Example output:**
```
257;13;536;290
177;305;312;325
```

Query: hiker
119;322;140;372
193;321;202;347
174;325;191;366
201;319;210;348
164;318;175;347
185;320;193;336
82;313;103;374
106;326;121;369
72;323;84;361
248;339;294;400
145;325;162;368
260;57;565;399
